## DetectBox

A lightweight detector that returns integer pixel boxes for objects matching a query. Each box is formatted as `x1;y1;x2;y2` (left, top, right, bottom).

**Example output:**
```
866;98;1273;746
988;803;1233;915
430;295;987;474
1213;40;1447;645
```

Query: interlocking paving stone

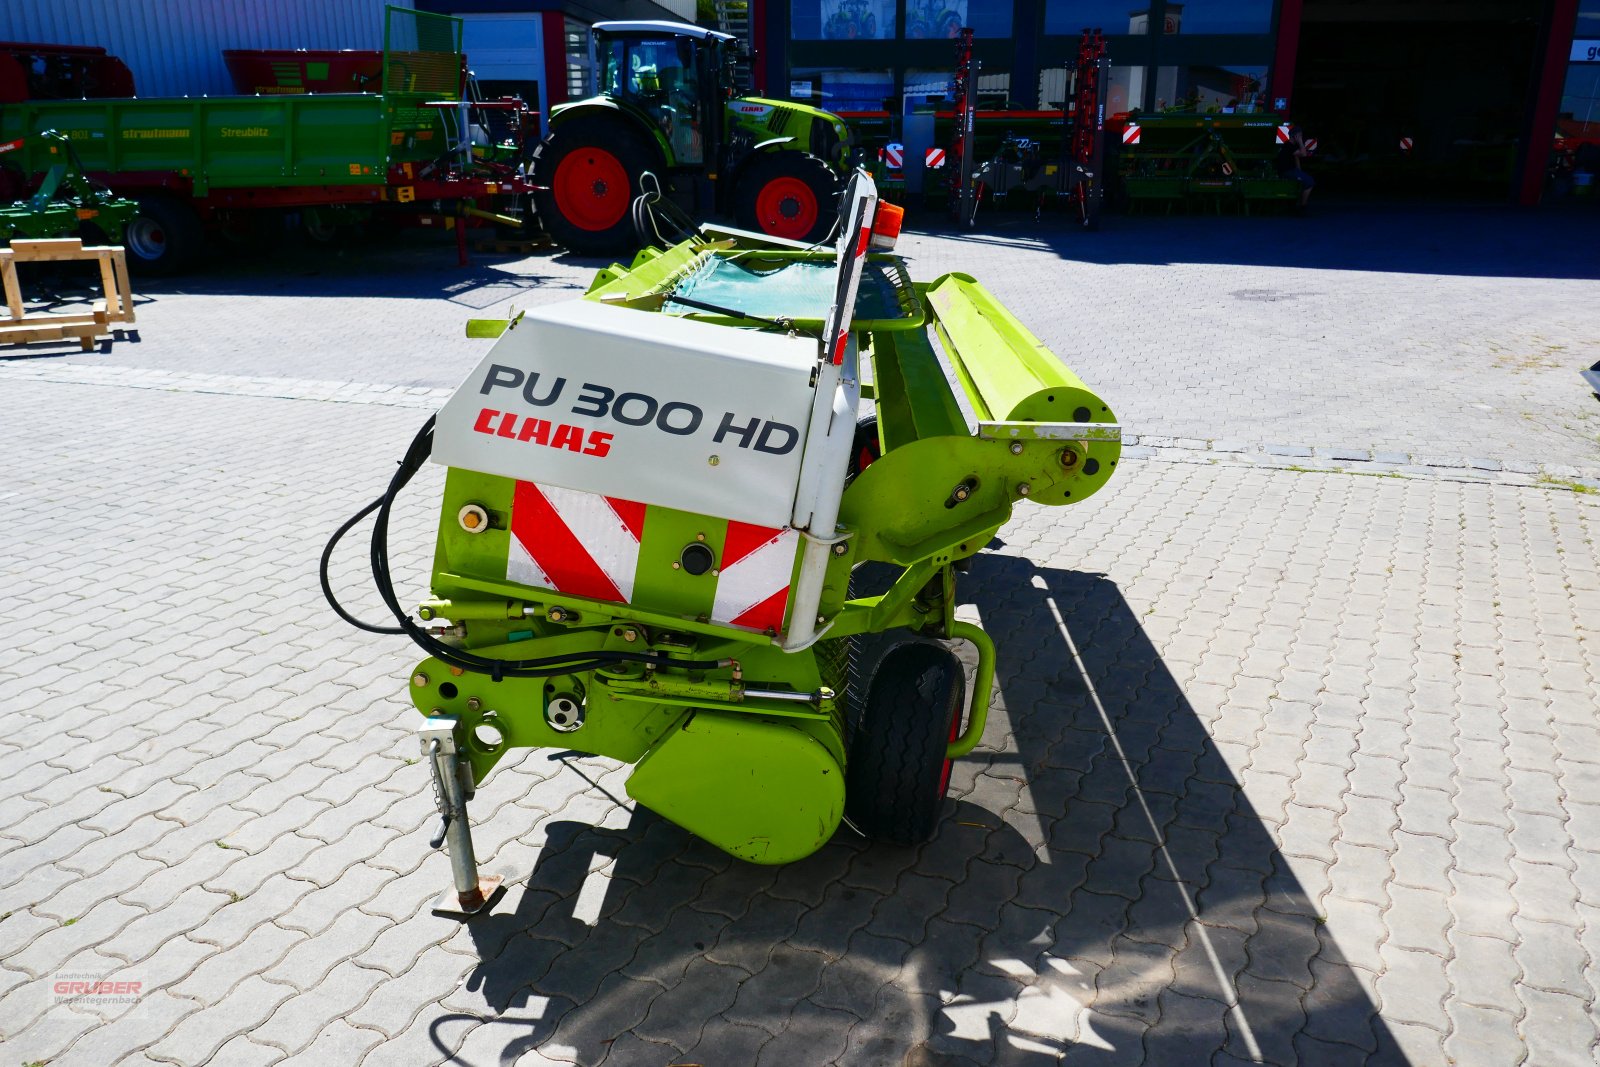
2;219;1599;1065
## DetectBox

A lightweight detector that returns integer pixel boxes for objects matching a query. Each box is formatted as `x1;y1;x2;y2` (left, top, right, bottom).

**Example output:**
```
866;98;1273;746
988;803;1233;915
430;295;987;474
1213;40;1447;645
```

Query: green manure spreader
326;170;1121;913
0;9;535;272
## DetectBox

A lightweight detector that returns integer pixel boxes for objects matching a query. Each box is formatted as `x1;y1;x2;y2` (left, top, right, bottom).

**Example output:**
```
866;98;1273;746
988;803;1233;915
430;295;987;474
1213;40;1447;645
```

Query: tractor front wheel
845;642;966;844
532;118;656;255
735;152;839;244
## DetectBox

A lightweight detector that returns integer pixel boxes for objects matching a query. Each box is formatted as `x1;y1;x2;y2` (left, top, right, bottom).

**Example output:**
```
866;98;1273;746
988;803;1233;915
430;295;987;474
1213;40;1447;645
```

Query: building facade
758;0;1600;203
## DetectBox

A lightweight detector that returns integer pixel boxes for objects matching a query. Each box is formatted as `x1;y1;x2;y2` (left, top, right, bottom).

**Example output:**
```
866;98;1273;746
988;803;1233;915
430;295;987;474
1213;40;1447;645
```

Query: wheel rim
125;217;166;261
754;175;819;240
553;148;629;232
938;699;961;797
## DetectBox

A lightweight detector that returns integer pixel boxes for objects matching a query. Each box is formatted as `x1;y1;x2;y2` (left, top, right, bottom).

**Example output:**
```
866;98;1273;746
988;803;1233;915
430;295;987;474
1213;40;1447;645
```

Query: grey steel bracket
419;716;504;918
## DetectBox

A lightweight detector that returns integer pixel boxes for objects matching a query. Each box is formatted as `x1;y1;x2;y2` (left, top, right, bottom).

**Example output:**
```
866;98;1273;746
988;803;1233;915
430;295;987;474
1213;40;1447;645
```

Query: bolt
1058;447;1081;469
696;532;706;542
622;628;638;643
816;614;826;624
1009;441;1024;455
833;542;848;555
710;568;720;577
952;484;970;501
466;697;482;712
671;561;681;569
412;673;430;688
708;454;720;466
1017;482;1032;496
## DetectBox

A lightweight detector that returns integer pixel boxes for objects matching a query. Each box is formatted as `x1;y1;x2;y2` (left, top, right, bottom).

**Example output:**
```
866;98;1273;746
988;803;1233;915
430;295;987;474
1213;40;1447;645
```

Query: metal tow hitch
419;716;504;917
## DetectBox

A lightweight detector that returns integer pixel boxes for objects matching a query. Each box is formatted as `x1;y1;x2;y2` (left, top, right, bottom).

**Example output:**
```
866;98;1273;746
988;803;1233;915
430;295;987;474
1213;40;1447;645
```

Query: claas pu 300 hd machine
326;171;1121;914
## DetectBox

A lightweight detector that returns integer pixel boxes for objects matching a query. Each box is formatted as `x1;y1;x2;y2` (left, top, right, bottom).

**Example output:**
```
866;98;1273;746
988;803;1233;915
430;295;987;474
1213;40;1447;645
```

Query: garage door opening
1291;0;1544;197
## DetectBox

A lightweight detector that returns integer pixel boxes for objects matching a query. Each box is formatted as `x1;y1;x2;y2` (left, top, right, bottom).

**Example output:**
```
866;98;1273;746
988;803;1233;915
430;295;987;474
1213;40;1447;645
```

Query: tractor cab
532;20;851;253
591;22;736;167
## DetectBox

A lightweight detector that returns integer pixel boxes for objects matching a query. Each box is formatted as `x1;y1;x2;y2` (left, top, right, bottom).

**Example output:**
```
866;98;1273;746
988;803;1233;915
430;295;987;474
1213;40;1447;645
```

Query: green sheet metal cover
664;255;903;324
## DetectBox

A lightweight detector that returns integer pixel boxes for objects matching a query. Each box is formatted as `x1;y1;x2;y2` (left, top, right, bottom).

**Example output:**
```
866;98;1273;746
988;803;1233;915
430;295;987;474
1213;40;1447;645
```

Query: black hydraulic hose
340;415;730;682
319;495;406;635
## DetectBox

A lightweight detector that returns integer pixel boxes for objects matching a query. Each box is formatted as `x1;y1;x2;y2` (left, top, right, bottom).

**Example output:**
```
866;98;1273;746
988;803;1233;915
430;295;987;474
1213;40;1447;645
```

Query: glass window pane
1045;1;1150;35
1559;63;1600;141
905;70;954;100
906;69;1012;105
790;67;894;110
1039;64;1141;113
906;0;1012;39
1164;0;1273;35
1152;63;1267;112
791;0;893;40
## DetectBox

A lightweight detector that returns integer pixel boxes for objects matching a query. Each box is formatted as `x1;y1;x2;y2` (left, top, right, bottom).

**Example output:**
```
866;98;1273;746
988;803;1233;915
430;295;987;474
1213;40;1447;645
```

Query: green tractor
532;21;852;253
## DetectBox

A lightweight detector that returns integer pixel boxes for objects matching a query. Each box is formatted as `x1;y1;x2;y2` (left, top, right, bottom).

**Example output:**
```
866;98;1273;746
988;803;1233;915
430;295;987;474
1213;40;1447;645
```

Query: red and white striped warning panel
1304;138;1317;154
713;522;800;633
508;481;644;605
881;142;904;168
1399;136;1414;152
0;139;22;155
924;146;946;168
505;480;800;634
1122;123;1141;146
1275;124;1292;144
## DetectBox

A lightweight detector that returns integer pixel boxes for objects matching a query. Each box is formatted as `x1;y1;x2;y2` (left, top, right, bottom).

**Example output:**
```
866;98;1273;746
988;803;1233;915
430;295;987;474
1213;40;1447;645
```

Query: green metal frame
0;131;137;244
416;225;1119;864
1119;111;1302;210
0;9;462;196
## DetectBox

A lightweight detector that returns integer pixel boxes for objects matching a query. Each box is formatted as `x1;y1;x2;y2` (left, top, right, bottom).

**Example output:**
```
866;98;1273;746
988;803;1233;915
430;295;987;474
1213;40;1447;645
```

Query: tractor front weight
329;171;1119;914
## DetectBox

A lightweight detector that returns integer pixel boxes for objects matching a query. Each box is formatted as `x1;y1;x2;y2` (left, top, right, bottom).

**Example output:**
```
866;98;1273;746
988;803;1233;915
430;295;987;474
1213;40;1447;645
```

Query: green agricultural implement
534;21;853;253
325;171;1120;914
0;131;136;245
0;8;535;273
1114;111;1303;211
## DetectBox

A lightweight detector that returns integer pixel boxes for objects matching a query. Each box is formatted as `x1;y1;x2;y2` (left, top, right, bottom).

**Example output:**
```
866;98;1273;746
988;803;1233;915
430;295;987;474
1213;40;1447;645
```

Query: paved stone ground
2;206;1599;1065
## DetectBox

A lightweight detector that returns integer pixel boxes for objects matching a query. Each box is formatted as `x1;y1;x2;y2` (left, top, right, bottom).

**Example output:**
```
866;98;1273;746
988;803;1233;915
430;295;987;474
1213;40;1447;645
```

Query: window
596;34;706;162
1039;64;1141;113
790;68;894;111
563;19;590;100
1152;63;1267;111
1559;63;1600;141
1044;1;1151;35
905;0;1012;39
1162;0;1274;35
792;0;894;39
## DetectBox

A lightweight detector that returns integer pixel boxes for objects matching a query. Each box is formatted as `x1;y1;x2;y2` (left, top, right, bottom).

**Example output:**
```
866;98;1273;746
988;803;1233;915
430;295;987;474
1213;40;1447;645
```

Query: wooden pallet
0;238;136;350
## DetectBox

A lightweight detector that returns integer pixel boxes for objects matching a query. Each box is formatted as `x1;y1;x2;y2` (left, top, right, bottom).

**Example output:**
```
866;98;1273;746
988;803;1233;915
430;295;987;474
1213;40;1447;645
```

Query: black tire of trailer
124;195;204;274
844;641;966;845
531;116;660;256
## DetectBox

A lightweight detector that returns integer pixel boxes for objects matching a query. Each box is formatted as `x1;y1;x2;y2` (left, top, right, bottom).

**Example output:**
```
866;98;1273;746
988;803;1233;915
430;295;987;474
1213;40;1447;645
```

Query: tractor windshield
597;34;705;164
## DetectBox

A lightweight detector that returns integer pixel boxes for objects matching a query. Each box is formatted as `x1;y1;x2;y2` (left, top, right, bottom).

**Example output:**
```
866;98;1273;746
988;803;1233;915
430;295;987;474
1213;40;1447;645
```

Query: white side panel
434;300;819;531
0;0;410;98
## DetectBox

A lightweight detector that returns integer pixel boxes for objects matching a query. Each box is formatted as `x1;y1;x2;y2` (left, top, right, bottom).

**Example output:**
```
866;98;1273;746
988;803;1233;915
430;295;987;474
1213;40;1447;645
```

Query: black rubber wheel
847;414;881;483
845;642;966;844
124;195;204;274
531;117;658;255
734;152;840;244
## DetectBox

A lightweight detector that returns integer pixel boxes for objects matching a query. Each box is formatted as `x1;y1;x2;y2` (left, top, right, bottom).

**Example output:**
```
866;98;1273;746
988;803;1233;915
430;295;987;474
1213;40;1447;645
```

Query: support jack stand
420;717;506;919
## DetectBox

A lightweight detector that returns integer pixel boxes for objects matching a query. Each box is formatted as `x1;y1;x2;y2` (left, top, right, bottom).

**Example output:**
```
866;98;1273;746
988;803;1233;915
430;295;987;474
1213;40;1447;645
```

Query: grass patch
1537;474;1599;495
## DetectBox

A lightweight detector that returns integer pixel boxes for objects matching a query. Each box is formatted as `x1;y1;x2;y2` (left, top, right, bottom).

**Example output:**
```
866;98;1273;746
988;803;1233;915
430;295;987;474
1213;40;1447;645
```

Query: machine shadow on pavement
434;550;1409;1065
